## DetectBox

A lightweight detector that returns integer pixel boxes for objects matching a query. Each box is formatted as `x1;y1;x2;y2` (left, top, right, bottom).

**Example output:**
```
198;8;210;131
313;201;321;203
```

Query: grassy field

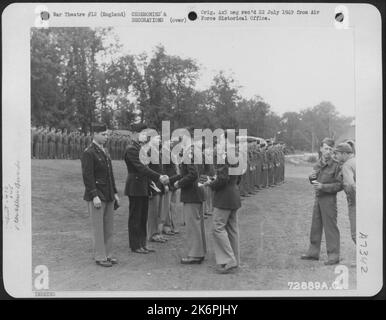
32;160;356;293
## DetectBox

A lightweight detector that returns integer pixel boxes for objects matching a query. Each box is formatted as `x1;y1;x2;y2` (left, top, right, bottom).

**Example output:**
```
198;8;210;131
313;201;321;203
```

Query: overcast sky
112;26;355;117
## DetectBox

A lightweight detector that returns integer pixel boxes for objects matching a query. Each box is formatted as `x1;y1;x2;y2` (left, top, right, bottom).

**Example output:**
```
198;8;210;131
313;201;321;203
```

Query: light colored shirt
341;155;356;193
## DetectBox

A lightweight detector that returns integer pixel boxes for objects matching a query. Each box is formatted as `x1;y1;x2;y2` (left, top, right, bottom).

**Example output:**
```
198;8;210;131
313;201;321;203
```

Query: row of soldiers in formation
239;141;285;196
31;126;130;160
31;125;285;192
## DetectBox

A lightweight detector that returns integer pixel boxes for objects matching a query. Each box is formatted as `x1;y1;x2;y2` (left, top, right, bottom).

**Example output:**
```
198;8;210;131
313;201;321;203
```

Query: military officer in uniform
123;124;170;254
55;129;62;159
267;141;275;187
174;144;207;264
35;126;43;159
203;140;242;274
261;143;268;188
81;123;120;267
334;142;356;244
62;129;69;159
301;138;343;265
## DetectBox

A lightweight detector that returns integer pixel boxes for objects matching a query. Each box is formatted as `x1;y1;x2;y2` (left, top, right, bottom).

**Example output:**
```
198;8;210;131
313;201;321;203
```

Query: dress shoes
180;257;204;264
324;259;340;266
300;254;319;261
107;257;118;264
143;247;156;253
132;248;149;254
95;260;112;267
216;262;238;274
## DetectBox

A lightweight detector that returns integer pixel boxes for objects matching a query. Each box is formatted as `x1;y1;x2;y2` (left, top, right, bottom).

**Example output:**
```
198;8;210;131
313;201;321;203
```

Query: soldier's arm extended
81;151;98;199
124;146;160;181
169;173;183;185
176;164;198;188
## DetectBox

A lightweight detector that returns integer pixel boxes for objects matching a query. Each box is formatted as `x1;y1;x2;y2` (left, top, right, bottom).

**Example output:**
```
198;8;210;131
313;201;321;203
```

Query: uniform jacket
341;156;356;195
177;163;205;203
81;142;117;202
123;140;161;197
209;162;241;210
310;157;343;197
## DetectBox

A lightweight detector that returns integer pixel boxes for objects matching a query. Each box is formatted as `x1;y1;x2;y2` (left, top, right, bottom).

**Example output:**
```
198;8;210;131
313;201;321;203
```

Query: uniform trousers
169;189;184;226
268;167;274;186
346;190;356;244
212;208;240;266
183;203;206;258
262;169;268;187
88;201;114;261
128;196;149;250
164;189;180;230
49;142;55;159
307;195;340;261
159;191;171;228
147;194;161;240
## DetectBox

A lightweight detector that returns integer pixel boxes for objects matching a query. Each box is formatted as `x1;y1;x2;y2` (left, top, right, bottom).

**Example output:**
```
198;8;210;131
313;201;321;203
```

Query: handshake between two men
159;175;170;185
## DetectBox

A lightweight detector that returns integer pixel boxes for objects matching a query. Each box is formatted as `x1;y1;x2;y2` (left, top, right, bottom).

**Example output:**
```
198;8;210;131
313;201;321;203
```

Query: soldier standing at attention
40;126;47;159
47;127;55;159
334;142;356;244
261;143;268;188
267;142;275;187
31;126;37;158
273;143;280;185
81;123;120;267
55;129;62;159
35;126;43;159
301;138;343;265
256;142;262;189
62;129;69;159
67;130;73;160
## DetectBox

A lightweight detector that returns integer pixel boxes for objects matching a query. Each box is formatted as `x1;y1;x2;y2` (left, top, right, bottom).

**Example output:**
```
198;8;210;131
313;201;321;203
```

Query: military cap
91;123;107;133
321;137;335;147
130;123;149;133
334;142;353;154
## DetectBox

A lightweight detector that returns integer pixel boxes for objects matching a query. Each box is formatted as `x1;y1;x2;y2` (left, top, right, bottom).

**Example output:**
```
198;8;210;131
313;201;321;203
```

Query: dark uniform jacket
81;142;117;202
209;162;241;210
310;158;343;197
123;141;161;197
178;163;205;204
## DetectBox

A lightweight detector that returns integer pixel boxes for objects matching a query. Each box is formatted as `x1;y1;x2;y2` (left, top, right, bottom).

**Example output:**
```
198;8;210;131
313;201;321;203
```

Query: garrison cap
334;142;353;154
130;123;149;133
91;123;107;133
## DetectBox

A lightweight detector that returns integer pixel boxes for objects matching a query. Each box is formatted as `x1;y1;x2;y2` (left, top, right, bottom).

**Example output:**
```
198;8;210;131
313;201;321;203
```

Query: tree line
31;27;354;151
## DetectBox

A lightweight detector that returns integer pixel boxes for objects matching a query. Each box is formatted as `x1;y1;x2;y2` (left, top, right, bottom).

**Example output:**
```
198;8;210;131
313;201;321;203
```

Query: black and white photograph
2;3;383;298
